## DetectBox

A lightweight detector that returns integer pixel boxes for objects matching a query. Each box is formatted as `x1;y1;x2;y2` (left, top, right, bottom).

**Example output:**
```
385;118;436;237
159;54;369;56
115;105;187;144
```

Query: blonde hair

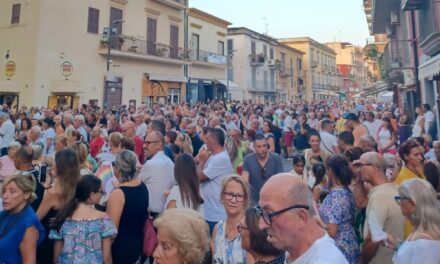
398;178;440;238
154;208;209;263
2;173;37;203
109;132;123;148
177;133;193;155
220;175;250;208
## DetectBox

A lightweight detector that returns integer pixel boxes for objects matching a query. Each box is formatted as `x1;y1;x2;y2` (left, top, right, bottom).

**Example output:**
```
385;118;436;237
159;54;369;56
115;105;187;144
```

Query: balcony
247;80;276;92
249;53;266;66
152;0;188;10
370;0;400;34
279;69;292;78
420;32;440;57
311;60;318;68
312;83;326;92
99;37;190;65
191;49;227;68
383;44;403;74
401;0;424;11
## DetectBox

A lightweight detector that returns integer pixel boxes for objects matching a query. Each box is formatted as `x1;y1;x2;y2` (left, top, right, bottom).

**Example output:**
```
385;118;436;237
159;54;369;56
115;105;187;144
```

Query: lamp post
226;49;237;100
103;20;124;109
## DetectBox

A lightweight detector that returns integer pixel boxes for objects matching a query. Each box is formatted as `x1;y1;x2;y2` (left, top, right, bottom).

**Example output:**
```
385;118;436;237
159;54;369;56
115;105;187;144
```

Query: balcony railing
191;49;227;65
249;53;266;66
101;37;189;61
312;83;326;91
383;44;403;73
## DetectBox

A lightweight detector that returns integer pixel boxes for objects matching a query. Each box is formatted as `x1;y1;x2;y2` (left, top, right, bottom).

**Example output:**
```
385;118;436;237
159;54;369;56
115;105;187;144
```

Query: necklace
225;221;239;240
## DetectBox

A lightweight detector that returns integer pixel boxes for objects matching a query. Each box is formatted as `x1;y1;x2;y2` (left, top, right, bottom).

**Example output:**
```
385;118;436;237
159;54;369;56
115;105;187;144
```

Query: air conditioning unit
391;11;400;25
268;59;276;66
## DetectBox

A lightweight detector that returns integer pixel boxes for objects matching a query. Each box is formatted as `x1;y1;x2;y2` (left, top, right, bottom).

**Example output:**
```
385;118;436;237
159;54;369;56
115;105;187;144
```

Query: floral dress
213;220;246;264
319;188;360;264
49;217;117;263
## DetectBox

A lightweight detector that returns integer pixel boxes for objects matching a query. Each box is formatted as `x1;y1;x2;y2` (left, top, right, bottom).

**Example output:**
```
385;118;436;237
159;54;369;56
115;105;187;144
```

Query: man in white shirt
139;131;176;216
423;103;434;134
282;111;294;158
363;111;382;137
319;119;338;154
73;114;88;142
258;173;348;264
0;112;16;157
135;113;147;139
197;127;233;234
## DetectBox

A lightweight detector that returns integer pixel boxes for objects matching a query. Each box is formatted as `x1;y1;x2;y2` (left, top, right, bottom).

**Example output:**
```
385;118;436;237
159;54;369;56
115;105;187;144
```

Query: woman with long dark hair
376;117;397;155
36;148;81;263
50;175;116;263
165;153;204;214
319;154;359;264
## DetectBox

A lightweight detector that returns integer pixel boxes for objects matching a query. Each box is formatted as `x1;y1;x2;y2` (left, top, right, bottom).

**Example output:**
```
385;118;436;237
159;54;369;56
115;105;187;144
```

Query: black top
112;183;149;264
37;208;58;264
191;133;204;157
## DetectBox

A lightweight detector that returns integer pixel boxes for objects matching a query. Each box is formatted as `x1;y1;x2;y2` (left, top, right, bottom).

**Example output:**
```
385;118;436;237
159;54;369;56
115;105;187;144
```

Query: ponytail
327;154;353;187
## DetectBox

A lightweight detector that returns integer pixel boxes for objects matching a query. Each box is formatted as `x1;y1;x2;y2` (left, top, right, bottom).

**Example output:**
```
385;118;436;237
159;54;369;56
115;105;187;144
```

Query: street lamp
103;20;124;107
226;49;237;100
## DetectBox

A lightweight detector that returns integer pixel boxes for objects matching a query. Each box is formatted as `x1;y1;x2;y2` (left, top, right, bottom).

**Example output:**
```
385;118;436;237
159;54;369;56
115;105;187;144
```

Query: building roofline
278;37;337;55
188;8;232;28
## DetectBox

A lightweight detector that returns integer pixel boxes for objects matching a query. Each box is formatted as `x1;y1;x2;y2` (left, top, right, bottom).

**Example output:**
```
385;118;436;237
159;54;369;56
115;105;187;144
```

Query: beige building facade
0;0;189;110
187;8;231;104
274;44;305;101
279;37;338;101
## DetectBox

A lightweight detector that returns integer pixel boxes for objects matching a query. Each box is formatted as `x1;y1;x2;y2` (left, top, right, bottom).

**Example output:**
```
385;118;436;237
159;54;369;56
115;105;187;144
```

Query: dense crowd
0;99;439;264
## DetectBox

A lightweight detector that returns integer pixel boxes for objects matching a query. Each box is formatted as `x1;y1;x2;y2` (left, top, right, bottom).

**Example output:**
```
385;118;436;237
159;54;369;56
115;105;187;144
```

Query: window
192;34;200;60
11;4;21;25
251;41;256;55
263;45;267;58
297;58;302;73
147;18;157;55
170;25;179;59
87;7;99;34
110;7;123;35
269;48;274;59
218;41;225;55
227;39;233;55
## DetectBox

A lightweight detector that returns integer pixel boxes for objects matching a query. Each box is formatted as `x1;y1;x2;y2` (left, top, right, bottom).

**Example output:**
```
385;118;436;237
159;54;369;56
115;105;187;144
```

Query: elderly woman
153;208;210;264
0;141;21;182
211;175;250;264
239;207;286;264
386;179;440;263
107;150;149;264
0;173;45;263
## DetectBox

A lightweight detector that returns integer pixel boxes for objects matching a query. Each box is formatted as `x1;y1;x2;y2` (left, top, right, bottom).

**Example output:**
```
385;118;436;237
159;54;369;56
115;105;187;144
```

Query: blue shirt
0;205;45;264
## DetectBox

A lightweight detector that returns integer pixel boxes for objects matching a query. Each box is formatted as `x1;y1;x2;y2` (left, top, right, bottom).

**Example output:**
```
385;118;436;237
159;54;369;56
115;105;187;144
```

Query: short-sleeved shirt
201;151;233;222
242;152;284;205
0;120;15;149
364;183;405;264
165;185;204;215
293;123;312;150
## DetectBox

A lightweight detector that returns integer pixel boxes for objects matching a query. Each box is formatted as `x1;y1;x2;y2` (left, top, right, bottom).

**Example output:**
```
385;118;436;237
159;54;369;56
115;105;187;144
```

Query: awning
216;79;239;89
148;73;187;83
419;53;440;80
380;91;394;97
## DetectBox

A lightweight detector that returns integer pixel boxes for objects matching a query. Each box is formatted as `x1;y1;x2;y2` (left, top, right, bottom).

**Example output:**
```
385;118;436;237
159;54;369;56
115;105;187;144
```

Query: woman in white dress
411;107;425;137
385;178;440;263
376;117;397;155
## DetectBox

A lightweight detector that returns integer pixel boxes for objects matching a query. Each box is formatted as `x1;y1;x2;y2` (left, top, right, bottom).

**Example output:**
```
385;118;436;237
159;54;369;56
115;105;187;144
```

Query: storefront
0;92;19;112
187;78;229;103
142;74;186;105
48;93;80;109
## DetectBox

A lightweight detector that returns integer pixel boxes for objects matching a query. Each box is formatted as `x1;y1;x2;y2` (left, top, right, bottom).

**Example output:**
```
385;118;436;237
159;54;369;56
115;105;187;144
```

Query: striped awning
419;53;440;80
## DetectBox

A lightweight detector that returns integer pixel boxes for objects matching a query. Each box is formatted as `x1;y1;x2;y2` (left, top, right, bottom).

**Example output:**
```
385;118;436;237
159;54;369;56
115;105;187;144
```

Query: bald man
257;173;347;264
122;121;145;164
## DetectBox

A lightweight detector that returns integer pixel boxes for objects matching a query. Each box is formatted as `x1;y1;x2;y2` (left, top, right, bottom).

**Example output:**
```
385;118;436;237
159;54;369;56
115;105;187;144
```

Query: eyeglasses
355;162;373;168
394;196;411;205
144;140;160;145
237;223;248;233
223;192;246;202
255;204;309;225
96;190;106;195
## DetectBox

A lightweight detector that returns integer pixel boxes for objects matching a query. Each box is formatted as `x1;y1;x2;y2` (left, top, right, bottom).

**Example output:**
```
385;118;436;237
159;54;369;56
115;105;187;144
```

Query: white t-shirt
424;110;434;133
363;119;382;137
286;233;348;264
393;239;440;264
136;123;147;139
201;150;233;222
164;185;204;215
284;115;294;132
320;131;337;154
0;120;15;149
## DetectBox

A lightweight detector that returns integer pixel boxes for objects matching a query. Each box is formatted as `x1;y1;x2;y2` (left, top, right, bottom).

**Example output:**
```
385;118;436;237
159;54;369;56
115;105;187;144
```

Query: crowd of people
0;98;439;264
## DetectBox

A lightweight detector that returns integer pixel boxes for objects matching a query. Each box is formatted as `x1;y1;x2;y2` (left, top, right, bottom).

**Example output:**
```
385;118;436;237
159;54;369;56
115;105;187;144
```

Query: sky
190;0;370;46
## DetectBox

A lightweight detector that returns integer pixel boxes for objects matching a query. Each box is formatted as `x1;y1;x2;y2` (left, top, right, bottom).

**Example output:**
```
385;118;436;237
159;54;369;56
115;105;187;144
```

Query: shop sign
4;61;16;77
61;61;73;77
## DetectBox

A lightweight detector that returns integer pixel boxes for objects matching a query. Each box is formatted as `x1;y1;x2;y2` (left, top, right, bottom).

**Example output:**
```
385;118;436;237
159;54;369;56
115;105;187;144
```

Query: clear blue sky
190;0;370;46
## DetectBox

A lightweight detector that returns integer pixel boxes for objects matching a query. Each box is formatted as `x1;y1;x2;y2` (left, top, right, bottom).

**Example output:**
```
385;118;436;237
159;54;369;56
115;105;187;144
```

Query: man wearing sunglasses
258;173;348;263
352;152;404;264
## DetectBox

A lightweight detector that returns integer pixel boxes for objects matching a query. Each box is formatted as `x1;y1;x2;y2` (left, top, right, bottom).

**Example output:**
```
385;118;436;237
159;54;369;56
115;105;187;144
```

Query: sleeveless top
37;208;58;264
213;220;246;264
112;183;149;264
0;205;45;264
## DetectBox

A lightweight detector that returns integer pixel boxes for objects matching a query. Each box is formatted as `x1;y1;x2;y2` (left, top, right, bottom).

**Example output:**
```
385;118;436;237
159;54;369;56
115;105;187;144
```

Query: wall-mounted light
5;50;10;60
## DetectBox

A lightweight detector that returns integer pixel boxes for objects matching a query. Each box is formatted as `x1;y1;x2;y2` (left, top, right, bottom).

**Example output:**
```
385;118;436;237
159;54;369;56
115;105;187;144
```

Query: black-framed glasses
355;162;373;168
394;196;411;205
237;223;248;233
144;140;160;145
255;204;309;225
223;192;245;202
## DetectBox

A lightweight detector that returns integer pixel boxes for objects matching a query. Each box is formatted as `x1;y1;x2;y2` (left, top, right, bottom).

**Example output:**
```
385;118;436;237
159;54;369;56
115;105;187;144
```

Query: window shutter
87;8;99;34
147;18;157;55
11;4;21;24
170;25;179;59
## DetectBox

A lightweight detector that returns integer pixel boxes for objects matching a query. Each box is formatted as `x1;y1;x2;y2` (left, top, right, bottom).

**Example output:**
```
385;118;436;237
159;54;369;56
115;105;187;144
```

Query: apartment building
274;44;304;101
187;8;231;104
0;0;189;110
325;42;369;98
279;37;338;101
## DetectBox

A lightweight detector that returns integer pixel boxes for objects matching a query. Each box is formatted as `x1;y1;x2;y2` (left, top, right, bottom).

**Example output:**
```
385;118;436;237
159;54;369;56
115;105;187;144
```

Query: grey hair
30;144;43;160
363;151;388;173
115;150;138;183
359;134;376;149
287;182;316;216
30;125;41;137
63;113;73;120
74;114;85;124
398;179;440;238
